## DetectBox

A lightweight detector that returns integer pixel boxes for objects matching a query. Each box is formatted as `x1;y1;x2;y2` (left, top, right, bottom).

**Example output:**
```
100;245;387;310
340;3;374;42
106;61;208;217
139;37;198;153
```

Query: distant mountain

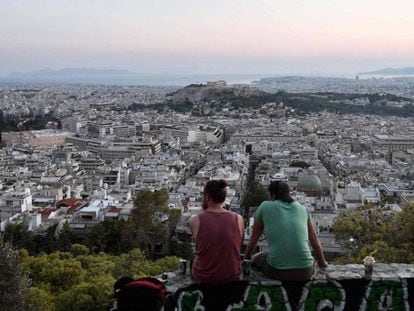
21;68;133;77
360;67;414;75
0;69;270;86
1;68;137;84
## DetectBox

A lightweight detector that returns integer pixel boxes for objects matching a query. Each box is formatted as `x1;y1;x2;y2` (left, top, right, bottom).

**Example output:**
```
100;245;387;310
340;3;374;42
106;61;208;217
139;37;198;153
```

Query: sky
1;0;414;76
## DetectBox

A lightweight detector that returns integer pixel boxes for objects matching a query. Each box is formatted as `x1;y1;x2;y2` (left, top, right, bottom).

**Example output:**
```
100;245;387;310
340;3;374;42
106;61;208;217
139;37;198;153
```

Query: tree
112;248;154;277
4;222;79;256
0;239;31;311
19;247;179;310
240;180;267;218
76;252;115;281
168;208;182;233
70;244;90;256
170;234;194;260
3;222;33;251
31;224;60;254
124;189;170;257
333;203;414;263
167;208;193;259
86;220;129;254
112;248;179;278
23;252;85;291
392;202;414;262
56;223;77;252
55;275;115;311
394;203;414;246
29;287;56;311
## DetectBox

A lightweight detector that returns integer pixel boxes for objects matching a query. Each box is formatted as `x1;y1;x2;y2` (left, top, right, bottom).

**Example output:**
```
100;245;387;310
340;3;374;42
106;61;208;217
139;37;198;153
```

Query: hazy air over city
1;0;414;76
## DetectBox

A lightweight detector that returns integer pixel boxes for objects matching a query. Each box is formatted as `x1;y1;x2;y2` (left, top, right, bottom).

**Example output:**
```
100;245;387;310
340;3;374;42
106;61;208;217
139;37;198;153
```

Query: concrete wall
165;264;414;310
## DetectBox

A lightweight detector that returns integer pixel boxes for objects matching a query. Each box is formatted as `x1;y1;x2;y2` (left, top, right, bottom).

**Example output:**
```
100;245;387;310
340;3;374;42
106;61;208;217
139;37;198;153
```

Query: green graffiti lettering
175;278;413;311
228;284;291;311
361;280;408;311
177;290;205;311
298;280;345;311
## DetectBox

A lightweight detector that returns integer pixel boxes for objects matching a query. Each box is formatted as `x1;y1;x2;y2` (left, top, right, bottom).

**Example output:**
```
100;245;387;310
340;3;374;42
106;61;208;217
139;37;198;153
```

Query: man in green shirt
244;181;327;281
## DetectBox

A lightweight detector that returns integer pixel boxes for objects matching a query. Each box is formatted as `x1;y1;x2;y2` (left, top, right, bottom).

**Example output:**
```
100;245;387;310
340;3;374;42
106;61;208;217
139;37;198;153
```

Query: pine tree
0;239;31;311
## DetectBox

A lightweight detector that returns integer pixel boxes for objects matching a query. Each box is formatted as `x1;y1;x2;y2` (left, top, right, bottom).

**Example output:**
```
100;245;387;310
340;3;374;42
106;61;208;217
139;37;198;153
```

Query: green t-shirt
254;200;314;269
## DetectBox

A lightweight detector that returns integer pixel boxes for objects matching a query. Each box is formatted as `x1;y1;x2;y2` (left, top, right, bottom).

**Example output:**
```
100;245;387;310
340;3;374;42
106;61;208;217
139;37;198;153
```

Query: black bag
114;276;167;311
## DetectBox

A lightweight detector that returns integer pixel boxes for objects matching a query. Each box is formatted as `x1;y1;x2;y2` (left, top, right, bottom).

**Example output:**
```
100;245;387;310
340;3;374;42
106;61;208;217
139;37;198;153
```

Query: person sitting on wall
189;179;245;284
244;181;328;281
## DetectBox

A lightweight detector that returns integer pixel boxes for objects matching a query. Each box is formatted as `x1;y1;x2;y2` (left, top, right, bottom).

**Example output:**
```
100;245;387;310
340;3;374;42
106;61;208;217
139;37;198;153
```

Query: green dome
297;175;322;191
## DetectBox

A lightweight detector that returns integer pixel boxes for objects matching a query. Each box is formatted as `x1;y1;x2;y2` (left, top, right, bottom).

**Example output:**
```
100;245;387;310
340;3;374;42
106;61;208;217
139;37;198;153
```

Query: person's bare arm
237;214;245;238
308;219;328;268
244;219;264;260
188;215;200;239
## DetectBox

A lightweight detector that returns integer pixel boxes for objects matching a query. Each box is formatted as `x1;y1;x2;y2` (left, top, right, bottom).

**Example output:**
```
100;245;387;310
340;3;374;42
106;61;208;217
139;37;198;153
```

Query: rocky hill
128;82;414;118
170;82;264;104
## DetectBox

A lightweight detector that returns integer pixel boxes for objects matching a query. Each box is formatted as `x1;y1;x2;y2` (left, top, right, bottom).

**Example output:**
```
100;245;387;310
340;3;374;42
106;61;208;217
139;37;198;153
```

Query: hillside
128;82;414;118
360;66;414;75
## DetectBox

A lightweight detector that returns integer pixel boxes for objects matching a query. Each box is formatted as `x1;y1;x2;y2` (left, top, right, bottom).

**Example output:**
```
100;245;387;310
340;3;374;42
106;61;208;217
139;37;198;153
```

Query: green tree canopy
29;287;56;311
3;222;33;251
75;252;115;281
56;222;77;252
23;252;85;291
241;180;268;211
55;275;114;311
333;203;414;263
124;189;171;257
70;243;90;256
86;219;129;254
112;248;179;278
20;248;179;310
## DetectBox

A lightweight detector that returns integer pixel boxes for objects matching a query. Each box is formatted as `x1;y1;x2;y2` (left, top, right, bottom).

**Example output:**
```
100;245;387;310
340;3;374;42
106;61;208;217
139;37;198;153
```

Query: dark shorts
251;252;315;281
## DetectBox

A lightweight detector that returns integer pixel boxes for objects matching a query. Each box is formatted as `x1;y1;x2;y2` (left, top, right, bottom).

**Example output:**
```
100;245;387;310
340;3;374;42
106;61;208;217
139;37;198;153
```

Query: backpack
114;276;167;311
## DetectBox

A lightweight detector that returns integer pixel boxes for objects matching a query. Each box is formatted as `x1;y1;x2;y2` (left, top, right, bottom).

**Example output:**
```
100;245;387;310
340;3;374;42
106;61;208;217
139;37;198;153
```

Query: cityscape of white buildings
1;82;414;257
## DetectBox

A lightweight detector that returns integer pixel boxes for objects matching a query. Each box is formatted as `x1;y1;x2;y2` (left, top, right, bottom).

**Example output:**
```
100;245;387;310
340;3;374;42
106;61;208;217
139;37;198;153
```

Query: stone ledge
163;264;414;311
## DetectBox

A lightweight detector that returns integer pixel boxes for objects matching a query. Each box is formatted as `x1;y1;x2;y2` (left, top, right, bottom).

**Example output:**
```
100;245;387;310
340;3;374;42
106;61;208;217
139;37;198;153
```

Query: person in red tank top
188;180;244;284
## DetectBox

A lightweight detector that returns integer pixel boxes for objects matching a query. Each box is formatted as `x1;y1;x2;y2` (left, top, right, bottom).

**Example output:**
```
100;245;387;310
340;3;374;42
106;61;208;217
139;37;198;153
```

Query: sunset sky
1;0;414;75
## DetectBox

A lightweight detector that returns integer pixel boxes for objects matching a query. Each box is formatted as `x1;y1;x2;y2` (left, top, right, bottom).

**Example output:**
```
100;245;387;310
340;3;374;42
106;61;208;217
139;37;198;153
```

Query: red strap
126;280;163;290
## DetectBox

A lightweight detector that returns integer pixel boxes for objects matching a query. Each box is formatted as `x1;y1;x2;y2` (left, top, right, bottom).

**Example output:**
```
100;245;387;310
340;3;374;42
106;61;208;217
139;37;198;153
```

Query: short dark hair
204;179;227;203
268;181;294;203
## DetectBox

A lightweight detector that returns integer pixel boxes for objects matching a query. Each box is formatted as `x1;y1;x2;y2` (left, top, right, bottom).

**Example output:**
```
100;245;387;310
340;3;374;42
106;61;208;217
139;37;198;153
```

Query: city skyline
1;0;414;76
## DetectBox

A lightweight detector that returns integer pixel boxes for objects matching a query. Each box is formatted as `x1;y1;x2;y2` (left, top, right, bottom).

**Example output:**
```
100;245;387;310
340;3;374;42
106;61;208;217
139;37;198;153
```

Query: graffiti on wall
176;278;412;311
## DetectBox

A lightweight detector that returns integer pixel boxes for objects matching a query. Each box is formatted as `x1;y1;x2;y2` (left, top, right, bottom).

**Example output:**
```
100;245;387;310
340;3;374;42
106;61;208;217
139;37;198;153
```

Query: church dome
297;175;322;193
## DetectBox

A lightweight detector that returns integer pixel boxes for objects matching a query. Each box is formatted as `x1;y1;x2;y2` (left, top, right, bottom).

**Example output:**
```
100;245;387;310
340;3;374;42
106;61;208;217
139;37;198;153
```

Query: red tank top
192;210;242;284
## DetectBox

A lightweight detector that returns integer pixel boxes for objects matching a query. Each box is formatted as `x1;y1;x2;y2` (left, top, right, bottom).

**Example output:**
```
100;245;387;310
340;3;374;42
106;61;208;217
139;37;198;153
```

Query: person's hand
317;260;328;268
